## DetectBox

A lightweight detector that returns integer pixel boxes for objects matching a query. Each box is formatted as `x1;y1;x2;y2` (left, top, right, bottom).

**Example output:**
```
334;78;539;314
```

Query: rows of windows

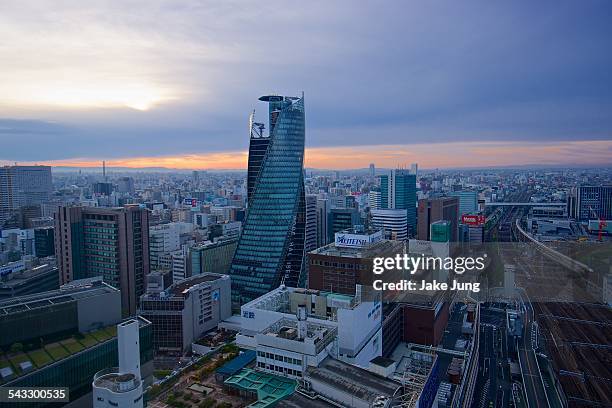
257;361;303;377
310;259;366;269
257;351;301;365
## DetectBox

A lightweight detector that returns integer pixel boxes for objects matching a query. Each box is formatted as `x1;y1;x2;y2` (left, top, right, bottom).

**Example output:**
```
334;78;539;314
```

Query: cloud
0;1;611;165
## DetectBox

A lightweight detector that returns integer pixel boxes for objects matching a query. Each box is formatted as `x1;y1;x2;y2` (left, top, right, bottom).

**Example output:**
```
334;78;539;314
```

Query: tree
10;343;23;353
199;398;215;408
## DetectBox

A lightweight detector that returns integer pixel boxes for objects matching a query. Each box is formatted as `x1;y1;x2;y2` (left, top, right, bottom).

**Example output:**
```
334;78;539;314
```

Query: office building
369;163;376;177
369;190;382;210
149;222;192;268
380;169;417;234
328;208;360;242
140;273;231;355
430;220;451;243
371;208;408;240
116;176;135;194
54;205;150;316
467;224;484;243
305;194;318;252
1;228;36;257
0;165;52;224
316;198;329;248
93;319;144;408
0;262;59;299
93;182;113;196
308;228;405;295
460;214;486;243
166;246;189;283
230;94;306;306
345;195;357;209
255;310;337;380
417;197;459;242
144;270;173;294
450;190;478;216
568;185;612;221
238;284;383;369
34;226;55;257
189;237;238;276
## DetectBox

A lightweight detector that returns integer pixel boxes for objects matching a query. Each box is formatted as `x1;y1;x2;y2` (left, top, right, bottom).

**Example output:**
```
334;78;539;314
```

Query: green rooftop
224;369;296;408
0;325;119;384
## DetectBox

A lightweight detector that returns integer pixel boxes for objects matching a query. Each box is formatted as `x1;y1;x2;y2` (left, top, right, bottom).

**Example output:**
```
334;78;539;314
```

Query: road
472;306;512;408
482;187;552;408
516;294;550;408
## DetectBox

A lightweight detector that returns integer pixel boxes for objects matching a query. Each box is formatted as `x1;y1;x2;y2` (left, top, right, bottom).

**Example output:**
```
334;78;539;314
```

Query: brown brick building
54;205;150;316
307;237;405;296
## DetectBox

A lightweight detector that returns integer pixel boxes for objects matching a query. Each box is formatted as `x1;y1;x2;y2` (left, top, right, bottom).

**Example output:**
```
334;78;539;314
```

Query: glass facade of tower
230;95;306;306
393;170;417;232
247;138;270;205
380;175;389;209
380;170;417;234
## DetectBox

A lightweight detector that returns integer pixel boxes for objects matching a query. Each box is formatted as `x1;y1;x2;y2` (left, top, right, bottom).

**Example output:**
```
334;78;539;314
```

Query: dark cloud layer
1;1;611;163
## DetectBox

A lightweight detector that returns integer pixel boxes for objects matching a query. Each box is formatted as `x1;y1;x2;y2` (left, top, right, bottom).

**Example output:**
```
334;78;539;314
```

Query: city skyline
2;139;612;171
2;1;612;169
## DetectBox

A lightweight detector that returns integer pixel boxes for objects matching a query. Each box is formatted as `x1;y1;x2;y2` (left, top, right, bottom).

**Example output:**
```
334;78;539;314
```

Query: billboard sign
462;214;485;226
183;198;198;207
335;230;383;248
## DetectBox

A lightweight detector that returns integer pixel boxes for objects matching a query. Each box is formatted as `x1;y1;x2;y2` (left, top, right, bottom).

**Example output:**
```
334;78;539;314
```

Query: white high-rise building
369;191;382;210
93;319;143;408
371;209;408;240
149;222;193;268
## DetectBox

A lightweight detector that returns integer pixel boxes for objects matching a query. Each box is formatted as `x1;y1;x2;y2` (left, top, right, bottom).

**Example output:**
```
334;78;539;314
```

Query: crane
589;206;607;241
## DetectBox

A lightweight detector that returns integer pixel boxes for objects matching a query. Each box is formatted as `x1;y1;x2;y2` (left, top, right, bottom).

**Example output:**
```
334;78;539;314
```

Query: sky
1;0;611;169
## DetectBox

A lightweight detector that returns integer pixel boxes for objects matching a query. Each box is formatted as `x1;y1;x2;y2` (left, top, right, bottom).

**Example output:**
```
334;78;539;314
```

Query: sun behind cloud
9;81;173;111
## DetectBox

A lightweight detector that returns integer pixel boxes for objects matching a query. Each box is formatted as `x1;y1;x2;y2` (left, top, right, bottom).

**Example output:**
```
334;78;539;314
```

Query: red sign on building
461;214;485;226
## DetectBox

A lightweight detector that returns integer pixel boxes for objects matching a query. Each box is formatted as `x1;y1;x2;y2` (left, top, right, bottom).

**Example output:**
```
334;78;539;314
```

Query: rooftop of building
0;316;150;385
0;277;117;316
0;264;57;288
168;273;227;297
370;356;396;368
309;239;405;259
93;369;140;393
242;285;358;315
224;368;297;408
385;288;446;307
276;392;336;408
216;350;257;377
305;357;400;404
191;237;238;250
261;318;337;346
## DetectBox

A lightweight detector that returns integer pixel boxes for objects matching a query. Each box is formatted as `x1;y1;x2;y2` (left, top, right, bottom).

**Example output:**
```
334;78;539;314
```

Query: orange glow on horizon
13;140;612;170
